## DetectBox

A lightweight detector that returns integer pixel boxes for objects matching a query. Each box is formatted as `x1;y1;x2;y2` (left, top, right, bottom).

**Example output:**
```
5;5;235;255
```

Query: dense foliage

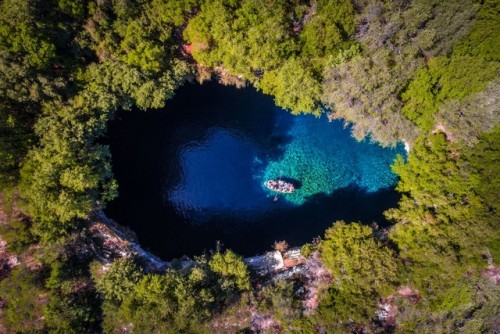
91;252;250;333
0;0;498;333
184;0;355;114
318;223;398;323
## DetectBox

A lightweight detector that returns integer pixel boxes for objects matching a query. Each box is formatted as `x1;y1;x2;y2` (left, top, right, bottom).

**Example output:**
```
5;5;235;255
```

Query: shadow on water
105;81;402;259
107;182;400;259
216;185;401;256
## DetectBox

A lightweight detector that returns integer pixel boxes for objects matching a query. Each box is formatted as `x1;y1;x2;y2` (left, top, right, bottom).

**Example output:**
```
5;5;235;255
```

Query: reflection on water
106;82;404;259
167;127;273;221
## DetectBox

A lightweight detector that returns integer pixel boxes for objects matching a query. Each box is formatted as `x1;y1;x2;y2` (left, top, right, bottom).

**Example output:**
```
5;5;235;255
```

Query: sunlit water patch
106;82;405;258
262;112;405;205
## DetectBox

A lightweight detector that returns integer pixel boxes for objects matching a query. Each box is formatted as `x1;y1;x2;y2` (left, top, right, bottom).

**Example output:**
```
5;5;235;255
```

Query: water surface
106;82;405;258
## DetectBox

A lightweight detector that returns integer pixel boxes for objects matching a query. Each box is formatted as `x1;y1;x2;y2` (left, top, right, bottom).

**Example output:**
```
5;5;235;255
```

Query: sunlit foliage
318;222;398;322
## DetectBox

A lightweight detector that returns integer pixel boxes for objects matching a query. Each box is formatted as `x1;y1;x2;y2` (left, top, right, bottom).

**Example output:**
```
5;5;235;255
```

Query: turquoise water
106;82;405;258
262;111;404;205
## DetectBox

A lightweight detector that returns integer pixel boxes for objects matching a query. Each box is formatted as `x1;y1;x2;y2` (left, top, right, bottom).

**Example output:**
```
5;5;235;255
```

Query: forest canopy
0;0;498;333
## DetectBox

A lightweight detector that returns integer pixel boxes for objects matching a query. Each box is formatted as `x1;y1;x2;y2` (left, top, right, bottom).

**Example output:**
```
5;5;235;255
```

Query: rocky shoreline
88;211;308;278
87;212;171;272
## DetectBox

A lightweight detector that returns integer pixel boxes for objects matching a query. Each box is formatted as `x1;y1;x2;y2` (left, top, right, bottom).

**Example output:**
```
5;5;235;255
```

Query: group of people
265;179;295;193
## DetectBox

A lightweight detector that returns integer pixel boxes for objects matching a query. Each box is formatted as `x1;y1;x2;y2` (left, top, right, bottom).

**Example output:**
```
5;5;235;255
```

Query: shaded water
106;82;405;258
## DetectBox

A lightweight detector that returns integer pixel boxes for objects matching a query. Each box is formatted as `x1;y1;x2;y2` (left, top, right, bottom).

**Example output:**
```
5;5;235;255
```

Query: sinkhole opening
105;82;406;259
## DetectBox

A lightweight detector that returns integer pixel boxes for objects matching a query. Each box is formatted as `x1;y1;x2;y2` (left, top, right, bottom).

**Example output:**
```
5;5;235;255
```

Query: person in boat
265;179;295;193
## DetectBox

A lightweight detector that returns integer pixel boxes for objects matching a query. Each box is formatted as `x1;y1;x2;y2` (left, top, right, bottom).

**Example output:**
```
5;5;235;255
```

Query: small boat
264;179;295;193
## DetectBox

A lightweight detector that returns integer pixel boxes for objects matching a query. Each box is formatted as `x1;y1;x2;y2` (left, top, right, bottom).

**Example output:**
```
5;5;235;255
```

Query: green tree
258;58;322;115
435;81;499;147
119;19;164;72
209;249;251;292
401;56;499;131
94;257;143;302
19;100;117;240
387;129;499;309
0;265;45;332
388;134;484;224
101;263;218;333
0;102;36;188
43;282;101;334
57;0;86;19
0;0;56;69
299;0;355;66
0;217;35;253
321;0;480;145
318;222;398;322
453;0;500;62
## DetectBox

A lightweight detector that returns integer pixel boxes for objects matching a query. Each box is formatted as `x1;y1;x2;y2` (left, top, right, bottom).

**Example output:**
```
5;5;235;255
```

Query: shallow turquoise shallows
106;82;405;258
262;111;404;205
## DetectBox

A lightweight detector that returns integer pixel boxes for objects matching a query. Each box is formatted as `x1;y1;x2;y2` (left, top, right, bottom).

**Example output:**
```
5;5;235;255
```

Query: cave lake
105;82;406;258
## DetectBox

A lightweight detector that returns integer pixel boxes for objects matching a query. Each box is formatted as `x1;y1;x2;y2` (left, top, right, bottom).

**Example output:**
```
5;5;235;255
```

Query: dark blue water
106;82;405;259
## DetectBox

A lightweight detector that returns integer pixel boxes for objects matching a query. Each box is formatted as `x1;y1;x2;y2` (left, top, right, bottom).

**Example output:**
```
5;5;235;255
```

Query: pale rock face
244;251;285;276
0;238;19;279
268;251;285;271
250;312;278;332
404;140;410;153
302;252;332;313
